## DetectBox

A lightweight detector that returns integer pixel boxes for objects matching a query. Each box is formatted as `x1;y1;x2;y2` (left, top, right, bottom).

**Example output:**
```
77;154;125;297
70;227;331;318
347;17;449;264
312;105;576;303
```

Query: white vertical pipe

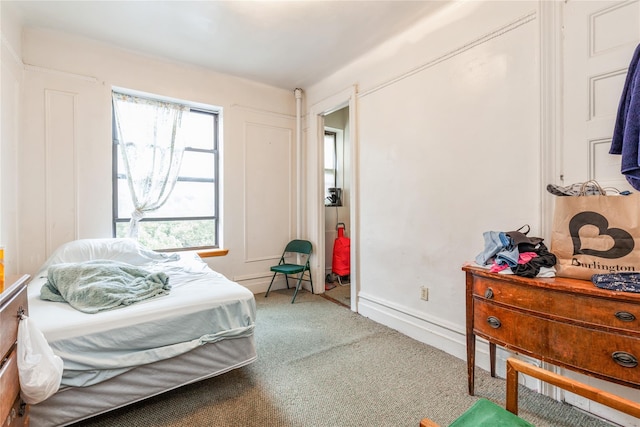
294;88;303;238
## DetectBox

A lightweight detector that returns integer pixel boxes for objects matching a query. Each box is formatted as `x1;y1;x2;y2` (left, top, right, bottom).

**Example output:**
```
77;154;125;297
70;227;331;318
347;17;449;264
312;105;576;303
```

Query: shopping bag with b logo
550;182;640;280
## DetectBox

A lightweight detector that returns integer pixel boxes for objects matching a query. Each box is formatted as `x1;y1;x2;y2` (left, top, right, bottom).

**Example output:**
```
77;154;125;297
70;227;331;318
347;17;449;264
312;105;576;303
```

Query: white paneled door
562;1;640;425
563;0;639;190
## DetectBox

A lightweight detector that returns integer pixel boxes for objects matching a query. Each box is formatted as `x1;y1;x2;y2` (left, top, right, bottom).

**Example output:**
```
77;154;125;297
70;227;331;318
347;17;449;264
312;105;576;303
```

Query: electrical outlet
420;286;429;301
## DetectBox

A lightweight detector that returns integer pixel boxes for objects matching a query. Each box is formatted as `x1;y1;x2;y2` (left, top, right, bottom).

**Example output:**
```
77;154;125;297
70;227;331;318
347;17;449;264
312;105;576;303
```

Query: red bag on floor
332;223;350;277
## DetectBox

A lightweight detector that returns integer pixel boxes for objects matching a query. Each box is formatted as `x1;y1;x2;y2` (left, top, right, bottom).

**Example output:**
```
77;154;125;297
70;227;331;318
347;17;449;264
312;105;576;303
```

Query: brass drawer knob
615;311;636;322
487;316;501;329
612;351;638;368
484;288;494;299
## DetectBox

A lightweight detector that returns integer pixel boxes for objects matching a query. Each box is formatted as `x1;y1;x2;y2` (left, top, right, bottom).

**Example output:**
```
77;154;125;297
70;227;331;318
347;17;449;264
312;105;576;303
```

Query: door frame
308;85;359;311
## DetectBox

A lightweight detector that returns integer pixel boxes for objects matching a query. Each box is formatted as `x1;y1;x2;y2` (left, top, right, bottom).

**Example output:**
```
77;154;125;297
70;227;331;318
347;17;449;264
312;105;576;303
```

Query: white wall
11;25;298;292
0;3;24;276
306;1;541;361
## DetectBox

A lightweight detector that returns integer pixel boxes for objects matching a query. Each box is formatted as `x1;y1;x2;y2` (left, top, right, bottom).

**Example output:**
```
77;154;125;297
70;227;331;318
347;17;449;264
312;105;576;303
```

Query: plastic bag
17;315;63;404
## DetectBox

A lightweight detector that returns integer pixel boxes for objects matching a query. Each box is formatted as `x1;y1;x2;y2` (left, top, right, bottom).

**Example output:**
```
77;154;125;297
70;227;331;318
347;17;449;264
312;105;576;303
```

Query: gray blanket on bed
41;260;171;313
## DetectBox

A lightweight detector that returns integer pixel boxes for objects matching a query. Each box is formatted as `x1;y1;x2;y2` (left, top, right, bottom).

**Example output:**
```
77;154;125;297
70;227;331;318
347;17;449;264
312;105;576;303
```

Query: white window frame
111;88;221;251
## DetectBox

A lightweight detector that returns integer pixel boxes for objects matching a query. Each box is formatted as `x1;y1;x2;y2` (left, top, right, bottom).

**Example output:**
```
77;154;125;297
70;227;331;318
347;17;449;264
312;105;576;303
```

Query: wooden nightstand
1;274;31;426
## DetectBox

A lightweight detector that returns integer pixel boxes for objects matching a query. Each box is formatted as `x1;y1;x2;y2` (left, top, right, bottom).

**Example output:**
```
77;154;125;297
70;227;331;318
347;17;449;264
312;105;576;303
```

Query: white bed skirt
30;336;257;427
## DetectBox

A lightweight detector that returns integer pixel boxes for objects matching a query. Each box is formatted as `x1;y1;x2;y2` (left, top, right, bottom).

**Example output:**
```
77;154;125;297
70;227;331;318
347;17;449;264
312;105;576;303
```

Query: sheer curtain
112;92;188;238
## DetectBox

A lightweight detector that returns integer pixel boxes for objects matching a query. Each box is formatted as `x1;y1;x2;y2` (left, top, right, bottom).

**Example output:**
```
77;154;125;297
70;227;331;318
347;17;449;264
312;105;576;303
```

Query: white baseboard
353;291;542;383
356;291;474;363
356;292;547;380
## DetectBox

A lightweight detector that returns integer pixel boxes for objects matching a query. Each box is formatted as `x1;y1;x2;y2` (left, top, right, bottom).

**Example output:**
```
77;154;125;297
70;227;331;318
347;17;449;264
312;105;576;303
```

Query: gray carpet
73;289;614;427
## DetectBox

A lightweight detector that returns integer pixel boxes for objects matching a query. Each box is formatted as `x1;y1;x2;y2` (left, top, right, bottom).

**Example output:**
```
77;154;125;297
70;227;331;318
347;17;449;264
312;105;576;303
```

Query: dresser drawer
0;285;28;359
549;322;640;386
473;276;640;335
474;300;640;387
3;393;28;427
0;346;21;425
474;299;550;356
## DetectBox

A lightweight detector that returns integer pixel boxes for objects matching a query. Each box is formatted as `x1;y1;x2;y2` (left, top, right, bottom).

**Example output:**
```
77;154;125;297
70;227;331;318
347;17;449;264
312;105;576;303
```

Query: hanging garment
610;43;640;190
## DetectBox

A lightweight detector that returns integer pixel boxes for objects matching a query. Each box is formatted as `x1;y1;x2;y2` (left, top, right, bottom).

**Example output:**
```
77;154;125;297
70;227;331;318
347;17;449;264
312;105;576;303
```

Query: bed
26;238;257;427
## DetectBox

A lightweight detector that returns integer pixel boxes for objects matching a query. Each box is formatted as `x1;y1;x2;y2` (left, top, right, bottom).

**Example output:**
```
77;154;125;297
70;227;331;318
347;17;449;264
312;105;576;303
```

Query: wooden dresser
464;265;640;396
1;275;30;426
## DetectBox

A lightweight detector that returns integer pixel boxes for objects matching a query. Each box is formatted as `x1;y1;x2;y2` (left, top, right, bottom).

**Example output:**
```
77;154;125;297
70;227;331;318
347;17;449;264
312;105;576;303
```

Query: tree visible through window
112;90;219;250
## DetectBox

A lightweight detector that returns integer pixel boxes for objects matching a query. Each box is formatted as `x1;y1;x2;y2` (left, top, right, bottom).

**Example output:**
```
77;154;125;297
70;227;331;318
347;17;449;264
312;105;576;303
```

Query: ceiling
6;1;450;89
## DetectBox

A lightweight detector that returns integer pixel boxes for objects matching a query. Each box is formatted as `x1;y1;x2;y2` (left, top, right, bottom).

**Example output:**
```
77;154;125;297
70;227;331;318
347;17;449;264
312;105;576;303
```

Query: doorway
307;85;358;312
323;108;351;307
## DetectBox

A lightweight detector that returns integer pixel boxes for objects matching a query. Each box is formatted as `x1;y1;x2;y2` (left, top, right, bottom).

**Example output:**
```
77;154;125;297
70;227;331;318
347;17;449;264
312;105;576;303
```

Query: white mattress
28;252;256;388
29;336;257;427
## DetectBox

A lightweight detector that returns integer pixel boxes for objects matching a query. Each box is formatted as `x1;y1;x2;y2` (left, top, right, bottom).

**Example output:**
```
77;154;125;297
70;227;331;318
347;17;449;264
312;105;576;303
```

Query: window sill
197;248;229;258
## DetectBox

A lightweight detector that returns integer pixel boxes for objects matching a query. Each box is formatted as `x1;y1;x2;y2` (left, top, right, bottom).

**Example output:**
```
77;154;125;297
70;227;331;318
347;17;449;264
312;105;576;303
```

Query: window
324;130;337;204
112;90;219;251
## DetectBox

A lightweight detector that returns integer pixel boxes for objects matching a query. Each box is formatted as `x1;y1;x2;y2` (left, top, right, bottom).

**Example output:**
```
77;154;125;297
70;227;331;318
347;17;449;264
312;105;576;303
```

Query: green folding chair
265;239;313;303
